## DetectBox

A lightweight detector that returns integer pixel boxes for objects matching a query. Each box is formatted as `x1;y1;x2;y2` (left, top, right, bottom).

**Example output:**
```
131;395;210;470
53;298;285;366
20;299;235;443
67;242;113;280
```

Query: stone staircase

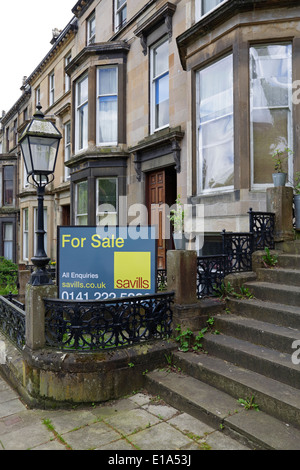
146;241;300;450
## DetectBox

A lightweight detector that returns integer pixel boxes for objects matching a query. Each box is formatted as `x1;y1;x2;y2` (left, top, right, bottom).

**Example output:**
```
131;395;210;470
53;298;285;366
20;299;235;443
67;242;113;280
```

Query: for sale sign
57;226;157;300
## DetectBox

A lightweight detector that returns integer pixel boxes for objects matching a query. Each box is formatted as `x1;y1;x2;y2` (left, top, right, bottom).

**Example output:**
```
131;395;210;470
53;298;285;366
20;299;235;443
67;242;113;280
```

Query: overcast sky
0;0;76;114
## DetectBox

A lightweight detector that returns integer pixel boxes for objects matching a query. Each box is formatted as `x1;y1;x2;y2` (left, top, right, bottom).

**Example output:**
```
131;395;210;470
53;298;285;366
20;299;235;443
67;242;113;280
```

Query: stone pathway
0;375;250;451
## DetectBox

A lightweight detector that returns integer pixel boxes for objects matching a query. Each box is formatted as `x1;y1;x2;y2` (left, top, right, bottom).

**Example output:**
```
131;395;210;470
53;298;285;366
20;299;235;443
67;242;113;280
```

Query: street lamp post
19;104;62;286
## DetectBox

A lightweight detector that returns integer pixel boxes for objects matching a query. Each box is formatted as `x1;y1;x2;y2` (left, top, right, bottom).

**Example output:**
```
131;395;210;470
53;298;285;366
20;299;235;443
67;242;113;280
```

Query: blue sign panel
57;226;157;301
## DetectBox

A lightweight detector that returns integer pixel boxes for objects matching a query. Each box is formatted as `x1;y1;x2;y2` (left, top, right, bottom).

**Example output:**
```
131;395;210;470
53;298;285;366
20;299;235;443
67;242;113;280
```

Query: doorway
147;167;176;269
62;205;70;226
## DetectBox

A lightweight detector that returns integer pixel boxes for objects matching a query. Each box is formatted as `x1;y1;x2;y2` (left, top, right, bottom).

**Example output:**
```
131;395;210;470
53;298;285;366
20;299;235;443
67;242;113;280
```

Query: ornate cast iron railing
196;209;275;298
249;208;275;250
44;292;174;352
0;296;26;350
222;231;254;273
197;255;229;298
157;269;167;290
4;293;25;311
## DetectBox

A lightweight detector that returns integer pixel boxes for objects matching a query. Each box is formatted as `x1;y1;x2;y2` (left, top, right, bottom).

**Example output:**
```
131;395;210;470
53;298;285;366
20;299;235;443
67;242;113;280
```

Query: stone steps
202;332;300;391
172;351;300;428
146;368;300;450
227;297;300;329
256;267;300;286
276;253;300;269
145;244;300;449
246;281;300;307
214;314;299;354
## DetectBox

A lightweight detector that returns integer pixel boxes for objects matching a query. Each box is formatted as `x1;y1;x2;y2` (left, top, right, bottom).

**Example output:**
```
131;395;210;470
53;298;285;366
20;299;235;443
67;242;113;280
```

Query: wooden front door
148;170;166;269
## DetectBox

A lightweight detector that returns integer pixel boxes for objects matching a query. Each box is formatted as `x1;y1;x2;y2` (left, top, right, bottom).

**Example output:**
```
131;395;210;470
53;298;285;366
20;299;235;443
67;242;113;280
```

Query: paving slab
168;412;216;438
0;388;19;404
0;422;53;450
101;408;161;436
128;421;194;450
141;403;179;420
40;409;98;435
205;431;250;450
0;398;27;419
96;438;137;450
61;420;122;450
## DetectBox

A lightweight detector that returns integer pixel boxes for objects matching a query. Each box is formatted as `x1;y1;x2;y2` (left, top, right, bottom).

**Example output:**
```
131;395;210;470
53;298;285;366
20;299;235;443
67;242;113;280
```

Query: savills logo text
115;277;150;289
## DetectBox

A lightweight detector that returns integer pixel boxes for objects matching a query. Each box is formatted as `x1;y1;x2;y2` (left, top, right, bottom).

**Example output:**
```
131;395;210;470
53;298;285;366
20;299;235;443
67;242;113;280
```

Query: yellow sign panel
114;252;151;290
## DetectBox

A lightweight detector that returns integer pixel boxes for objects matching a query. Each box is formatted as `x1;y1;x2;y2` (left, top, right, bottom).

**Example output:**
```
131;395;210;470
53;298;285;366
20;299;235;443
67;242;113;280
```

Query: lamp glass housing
19;108;62;178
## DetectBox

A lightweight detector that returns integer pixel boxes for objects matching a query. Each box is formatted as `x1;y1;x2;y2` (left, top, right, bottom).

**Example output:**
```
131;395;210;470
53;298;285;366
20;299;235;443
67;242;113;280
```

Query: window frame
87;12;96;45
150;37;170;134
249;43;293;189
96;66;119;146
3;165;14;206
49;71;55;106
65;53;72;93
196;53;234;194
64;122;71;181
13;119;18;147
96;177;118;226
114;0;127;32
75;180;88;226
35;86;41;108
195;0;228;22
23;208;29;261
3;222;13;261
75;73;89;152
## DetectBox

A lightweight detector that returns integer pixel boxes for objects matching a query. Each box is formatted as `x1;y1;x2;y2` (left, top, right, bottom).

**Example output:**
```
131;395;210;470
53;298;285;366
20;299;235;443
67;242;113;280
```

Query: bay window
150;38;169;133
75;181;88;225
250;44;293;187
97;67;118;145
76;74;88;151
96;177;118;225
3;223;13;261
23;209;29;261
197;54;234;193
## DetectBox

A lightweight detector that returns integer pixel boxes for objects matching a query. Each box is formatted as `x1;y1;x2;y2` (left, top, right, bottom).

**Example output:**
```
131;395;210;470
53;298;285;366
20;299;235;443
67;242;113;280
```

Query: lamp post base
30;257;53;286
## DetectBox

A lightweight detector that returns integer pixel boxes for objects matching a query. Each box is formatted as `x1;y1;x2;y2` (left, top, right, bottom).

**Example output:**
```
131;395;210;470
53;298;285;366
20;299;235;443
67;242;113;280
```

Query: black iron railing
196;209;275;298
222;231;254;273
0;296;26;350
249;208;275;250
197;255;229;298
157;269;167;290
4;293;25;311
44;292;174;351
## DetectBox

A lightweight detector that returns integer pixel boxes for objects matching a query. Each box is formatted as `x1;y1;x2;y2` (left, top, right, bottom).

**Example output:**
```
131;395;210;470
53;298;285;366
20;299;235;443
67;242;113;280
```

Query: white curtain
250;44;292;185
198;54;234;191
98;68;118;144
4;224;13;261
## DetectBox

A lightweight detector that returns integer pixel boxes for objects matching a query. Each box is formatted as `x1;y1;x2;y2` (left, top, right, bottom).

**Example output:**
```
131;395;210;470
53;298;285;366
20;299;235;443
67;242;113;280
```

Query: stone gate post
25;284;57;351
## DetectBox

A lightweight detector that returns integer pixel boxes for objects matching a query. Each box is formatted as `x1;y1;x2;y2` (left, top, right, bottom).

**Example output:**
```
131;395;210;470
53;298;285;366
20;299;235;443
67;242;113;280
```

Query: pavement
0;374;250;452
